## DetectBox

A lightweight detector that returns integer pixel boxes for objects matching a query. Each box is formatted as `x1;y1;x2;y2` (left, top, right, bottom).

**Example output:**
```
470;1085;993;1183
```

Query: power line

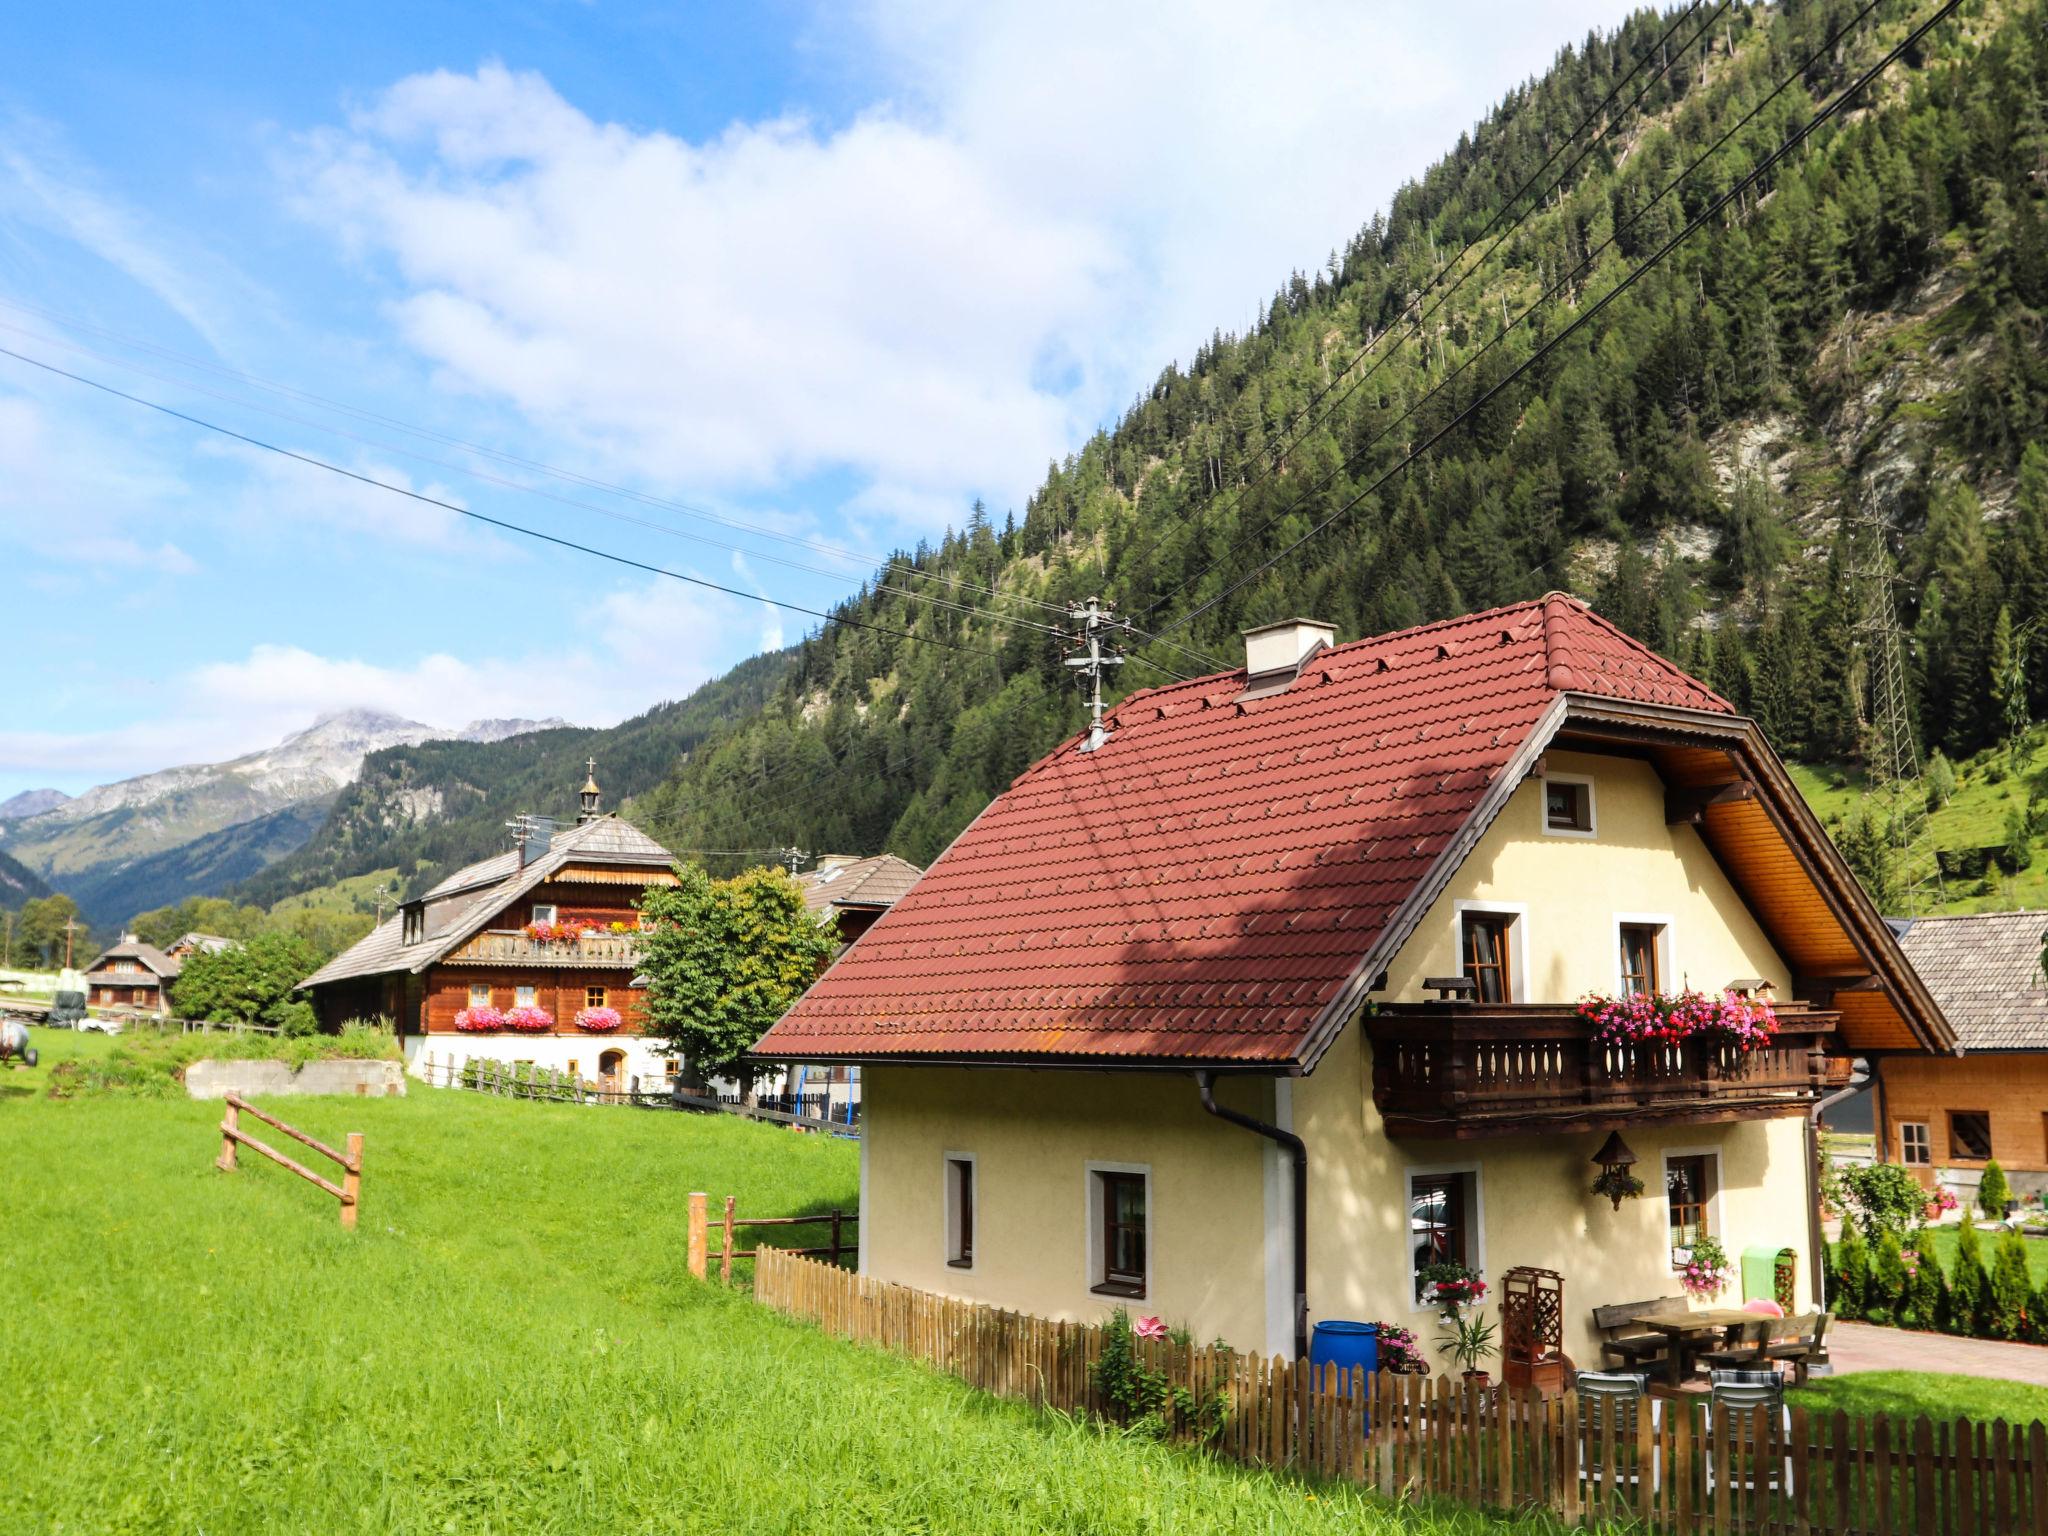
1113;0;1725;607
1160;0;1958;637
0;342;1005;658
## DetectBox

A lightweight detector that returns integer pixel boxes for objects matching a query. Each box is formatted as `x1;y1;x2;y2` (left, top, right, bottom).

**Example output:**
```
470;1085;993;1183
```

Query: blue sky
0;0;1637;798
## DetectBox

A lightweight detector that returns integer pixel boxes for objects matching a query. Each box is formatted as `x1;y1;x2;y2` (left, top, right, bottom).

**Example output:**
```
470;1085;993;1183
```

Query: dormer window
401;902;425;945
1541;773;1595;837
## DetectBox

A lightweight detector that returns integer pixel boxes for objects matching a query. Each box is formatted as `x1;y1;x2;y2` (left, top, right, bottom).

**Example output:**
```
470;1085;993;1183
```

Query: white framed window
1406;1161;1485;1310
515;984;538;1008
1614;913;1674;997
468;983;490;1008
1899;1122;1932;1165
531;904;558;924
1085;1161;1151;1300
1453;900;1528;1005
1540;772;1597;838
944;1153;977;1271
1664;1146;1723;1270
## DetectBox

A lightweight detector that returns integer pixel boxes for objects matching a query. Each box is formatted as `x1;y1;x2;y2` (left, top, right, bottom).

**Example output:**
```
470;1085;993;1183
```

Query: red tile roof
753;595;1731;1067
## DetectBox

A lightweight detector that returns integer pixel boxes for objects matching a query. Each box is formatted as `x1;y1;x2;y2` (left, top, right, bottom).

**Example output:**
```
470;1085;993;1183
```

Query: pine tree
1868;1230;1909;1324
1831;1226;1870;1317
1989;1230;2034;1341
1947;1217;1991;1336
1979;1159;2013;1219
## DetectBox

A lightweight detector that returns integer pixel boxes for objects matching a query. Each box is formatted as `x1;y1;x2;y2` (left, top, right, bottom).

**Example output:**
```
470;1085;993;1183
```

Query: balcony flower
1579;988;1778;1055
523;920;590;943
454;1005;504;1033
576;1006;622;1033
504;1006;553;1032
1679;1236;1732;1299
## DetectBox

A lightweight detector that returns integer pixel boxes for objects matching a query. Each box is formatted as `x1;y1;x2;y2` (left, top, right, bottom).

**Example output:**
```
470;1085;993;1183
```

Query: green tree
1946;1217;1991;1336
1842;1162;1928;1243
15;895;86;970
1901;1239;1947;1331
638;864;838;1097
1925;749;1956;810
1867;1230;1909;1324
1978;1158;2013;1219
1988;1230;2033;1341
170;931;320;1033
1831;1226;1869;1317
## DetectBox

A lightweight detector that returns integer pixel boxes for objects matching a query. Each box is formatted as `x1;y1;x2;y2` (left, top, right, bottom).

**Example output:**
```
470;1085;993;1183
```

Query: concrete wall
185;1058;406;1099
857;748;1816;1360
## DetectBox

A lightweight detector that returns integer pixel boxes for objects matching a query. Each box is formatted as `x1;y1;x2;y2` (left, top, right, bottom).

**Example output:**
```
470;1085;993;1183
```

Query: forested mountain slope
631;0;2048;881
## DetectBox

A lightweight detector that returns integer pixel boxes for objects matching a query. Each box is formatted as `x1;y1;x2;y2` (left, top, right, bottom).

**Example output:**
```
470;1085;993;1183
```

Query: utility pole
782;845;810;876
62;915;82;971
1851;506;1943;913
1064;596;1131;752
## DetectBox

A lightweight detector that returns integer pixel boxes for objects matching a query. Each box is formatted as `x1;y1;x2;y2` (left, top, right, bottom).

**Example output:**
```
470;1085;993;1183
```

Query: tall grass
1;1030;1556;1534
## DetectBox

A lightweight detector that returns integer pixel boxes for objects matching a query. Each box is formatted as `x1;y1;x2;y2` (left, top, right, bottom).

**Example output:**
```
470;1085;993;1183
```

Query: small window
1542;775;1595;836
531;904;558;924
1950;1111;1994;1161
1899;1122;1932;1166
586;985;608;1010
1619;923;1663;996
1461;913;1514;1004
1410;1170;1479;1305
1667;1154;1715;1267
468;983;490;1008
401;902;424;945
945;1155;976;1269
1092;1169;1148;1298
567;1059;579;1077
515;985;537;1008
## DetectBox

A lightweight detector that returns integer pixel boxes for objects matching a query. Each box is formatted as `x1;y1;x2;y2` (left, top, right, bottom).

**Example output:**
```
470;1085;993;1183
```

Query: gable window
1949;1111;1994;1161
401;902;424;945
1666;1153;1717;1268
1541;774;1595;837
586;985;608;1010
1461;913;1515;1004
1899;1122;1932;1166
1619;923;1663;996
515;985;537;1008
1409;1168;1482;1307
1088;1165;1148;1298
469;983;491;1009
944;1154;976;1270
530;904;558;925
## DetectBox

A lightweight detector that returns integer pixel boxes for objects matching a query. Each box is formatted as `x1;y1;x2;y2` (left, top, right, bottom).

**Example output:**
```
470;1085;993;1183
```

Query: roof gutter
1196;1070;1307;1360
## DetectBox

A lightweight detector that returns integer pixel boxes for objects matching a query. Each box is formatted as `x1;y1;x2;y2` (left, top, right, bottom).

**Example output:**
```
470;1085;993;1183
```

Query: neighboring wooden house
1883;911;2048;1198
299;770;682;1094
754;597;1955;1364
797;853;923;948
166;932;236;961
82;937;180;1013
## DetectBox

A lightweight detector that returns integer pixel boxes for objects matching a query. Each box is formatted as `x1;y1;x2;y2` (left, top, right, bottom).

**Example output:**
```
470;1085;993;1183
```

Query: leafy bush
170;931;320;1031
1979;1159;2013;1219
1989;1231;2033;1341
1088;1309;1225;1441
1842;1163;1927;1242
1946;1219;1991;1335
1868;1232;1909;1325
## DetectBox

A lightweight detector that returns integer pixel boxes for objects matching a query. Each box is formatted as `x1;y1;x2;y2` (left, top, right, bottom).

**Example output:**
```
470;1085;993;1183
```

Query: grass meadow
2;1027;1575;1536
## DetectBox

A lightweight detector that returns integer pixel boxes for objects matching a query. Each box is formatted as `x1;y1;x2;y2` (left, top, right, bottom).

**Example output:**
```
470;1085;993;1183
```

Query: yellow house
755;597;1954;1371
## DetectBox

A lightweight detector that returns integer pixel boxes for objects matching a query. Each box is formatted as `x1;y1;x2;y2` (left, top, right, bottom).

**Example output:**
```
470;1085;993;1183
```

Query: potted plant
1417;1261;1487;1319
504;1005;553;1032
1679;1234;1732;1299
1435;1310;1499;1386
1591;1165;1646;1208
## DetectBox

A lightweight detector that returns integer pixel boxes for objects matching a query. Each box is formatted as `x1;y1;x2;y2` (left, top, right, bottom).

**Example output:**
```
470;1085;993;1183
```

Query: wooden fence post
830;1209;844;1268
341;1132;363;1230
687;1191;708;1279
217;1098;239;1172
721;1195;736;1284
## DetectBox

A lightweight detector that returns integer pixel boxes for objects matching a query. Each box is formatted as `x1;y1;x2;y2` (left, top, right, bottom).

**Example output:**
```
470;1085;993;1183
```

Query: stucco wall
857;748;1817;1362
405;1033;676;1089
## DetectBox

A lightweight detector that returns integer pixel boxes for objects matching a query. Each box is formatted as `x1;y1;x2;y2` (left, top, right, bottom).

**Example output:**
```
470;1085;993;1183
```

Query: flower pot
1461;1370;1491;1388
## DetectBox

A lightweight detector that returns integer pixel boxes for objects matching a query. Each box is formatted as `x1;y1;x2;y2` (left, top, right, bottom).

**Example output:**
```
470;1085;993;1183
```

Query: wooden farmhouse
166;932;236;961
797;853;924;949
299;769;682;1094
754;596;1956;1366
81;936;180;1013
1882;911;2048;1200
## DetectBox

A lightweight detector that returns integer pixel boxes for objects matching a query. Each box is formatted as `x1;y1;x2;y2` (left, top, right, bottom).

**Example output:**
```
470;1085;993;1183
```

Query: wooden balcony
443;931;645;967
1363;1002;1849;1139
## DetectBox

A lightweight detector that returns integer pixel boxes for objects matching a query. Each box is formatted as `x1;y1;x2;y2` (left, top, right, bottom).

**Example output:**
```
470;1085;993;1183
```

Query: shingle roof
755;595;1733;1066
300;816;674;989
171;932;236;955
797;854;924;914
1892;911;2048;1051
83;938;180;980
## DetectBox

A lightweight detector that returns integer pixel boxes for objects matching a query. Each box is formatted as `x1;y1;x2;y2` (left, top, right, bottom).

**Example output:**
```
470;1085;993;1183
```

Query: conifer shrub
1978;1158;2012;1219
1830;1226;1869;1317
1988;1231;2034;1341
1867;1232;1908;1325
1946;1219;1991;1335
1900;1239;1947;1331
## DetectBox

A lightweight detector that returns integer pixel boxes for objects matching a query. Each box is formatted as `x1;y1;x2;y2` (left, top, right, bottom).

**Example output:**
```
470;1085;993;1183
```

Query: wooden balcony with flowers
444;920;646;967
1363;985;1850;1138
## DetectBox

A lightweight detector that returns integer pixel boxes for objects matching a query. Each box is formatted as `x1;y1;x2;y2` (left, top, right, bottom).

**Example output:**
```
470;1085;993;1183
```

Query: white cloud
0;389;201;574
288;1;1637;534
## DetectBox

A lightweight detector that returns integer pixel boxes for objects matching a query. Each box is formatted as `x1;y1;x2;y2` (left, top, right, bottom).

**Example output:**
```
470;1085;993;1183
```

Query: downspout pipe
1197;1070;1308;1360
1808;1058;1872;1313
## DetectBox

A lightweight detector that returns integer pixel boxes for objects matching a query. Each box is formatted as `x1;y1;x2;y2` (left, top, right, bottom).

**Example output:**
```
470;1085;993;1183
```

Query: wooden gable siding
1877;1052;2048;1175
423;966;649;1036
553;862;680;886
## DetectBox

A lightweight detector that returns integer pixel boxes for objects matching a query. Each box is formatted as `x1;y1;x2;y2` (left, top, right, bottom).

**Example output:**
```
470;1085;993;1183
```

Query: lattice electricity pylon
1063;596;1131;752
1850;509;1944;914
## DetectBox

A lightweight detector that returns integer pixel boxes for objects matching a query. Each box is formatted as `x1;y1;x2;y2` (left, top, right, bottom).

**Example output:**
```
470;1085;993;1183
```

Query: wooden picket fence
753;1248;2048;1532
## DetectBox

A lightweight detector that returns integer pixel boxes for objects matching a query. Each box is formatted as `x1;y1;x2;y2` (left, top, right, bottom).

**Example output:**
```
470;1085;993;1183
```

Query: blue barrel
1309;1320;1377;1383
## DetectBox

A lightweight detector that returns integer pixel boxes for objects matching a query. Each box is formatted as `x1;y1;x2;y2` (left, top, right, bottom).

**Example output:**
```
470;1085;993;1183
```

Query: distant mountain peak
459;717;571;743
0;787;71;822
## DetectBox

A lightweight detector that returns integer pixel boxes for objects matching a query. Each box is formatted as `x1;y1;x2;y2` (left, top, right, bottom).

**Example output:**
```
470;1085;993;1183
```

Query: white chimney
1241;618;1336;696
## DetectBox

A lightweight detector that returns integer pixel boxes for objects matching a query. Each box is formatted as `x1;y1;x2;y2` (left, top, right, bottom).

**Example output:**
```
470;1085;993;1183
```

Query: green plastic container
1742;1244;1795;1308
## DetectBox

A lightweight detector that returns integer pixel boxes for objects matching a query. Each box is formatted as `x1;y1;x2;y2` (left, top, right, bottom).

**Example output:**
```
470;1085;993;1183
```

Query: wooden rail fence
215;1093;363;1229
754;1248;2048;1533
688;1192;855;1281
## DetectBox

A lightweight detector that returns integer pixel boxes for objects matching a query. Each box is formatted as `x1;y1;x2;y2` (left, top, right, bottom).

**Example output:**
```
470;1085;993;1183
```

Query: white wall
405;1033;675;1089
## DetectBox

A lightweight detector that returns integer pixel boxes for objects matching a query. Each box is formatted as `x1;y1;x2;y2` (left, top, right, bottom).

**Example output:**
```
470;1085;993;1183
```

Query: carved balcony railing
443;931;645;967
1363;1001;1849;1138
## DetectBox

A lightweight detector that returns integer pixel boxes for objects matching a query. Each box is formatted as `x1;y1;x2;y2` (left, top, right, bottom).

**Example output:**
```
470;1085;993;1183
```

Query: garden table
1638;1306;1758;1387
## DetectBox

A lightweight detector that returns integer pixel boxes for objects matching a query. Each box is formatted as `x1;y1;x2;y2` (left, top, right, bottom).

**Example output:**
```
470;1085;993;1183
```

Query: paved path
1829;1320;2048;1386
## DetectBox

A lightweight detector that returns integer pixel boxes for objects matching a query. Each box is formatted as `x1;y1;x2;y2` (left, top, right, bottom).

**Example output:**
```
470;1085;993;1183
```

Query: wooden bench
1697;1311;1831;1384
1764;1311;1831;1385
1592;1297;1684;1371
